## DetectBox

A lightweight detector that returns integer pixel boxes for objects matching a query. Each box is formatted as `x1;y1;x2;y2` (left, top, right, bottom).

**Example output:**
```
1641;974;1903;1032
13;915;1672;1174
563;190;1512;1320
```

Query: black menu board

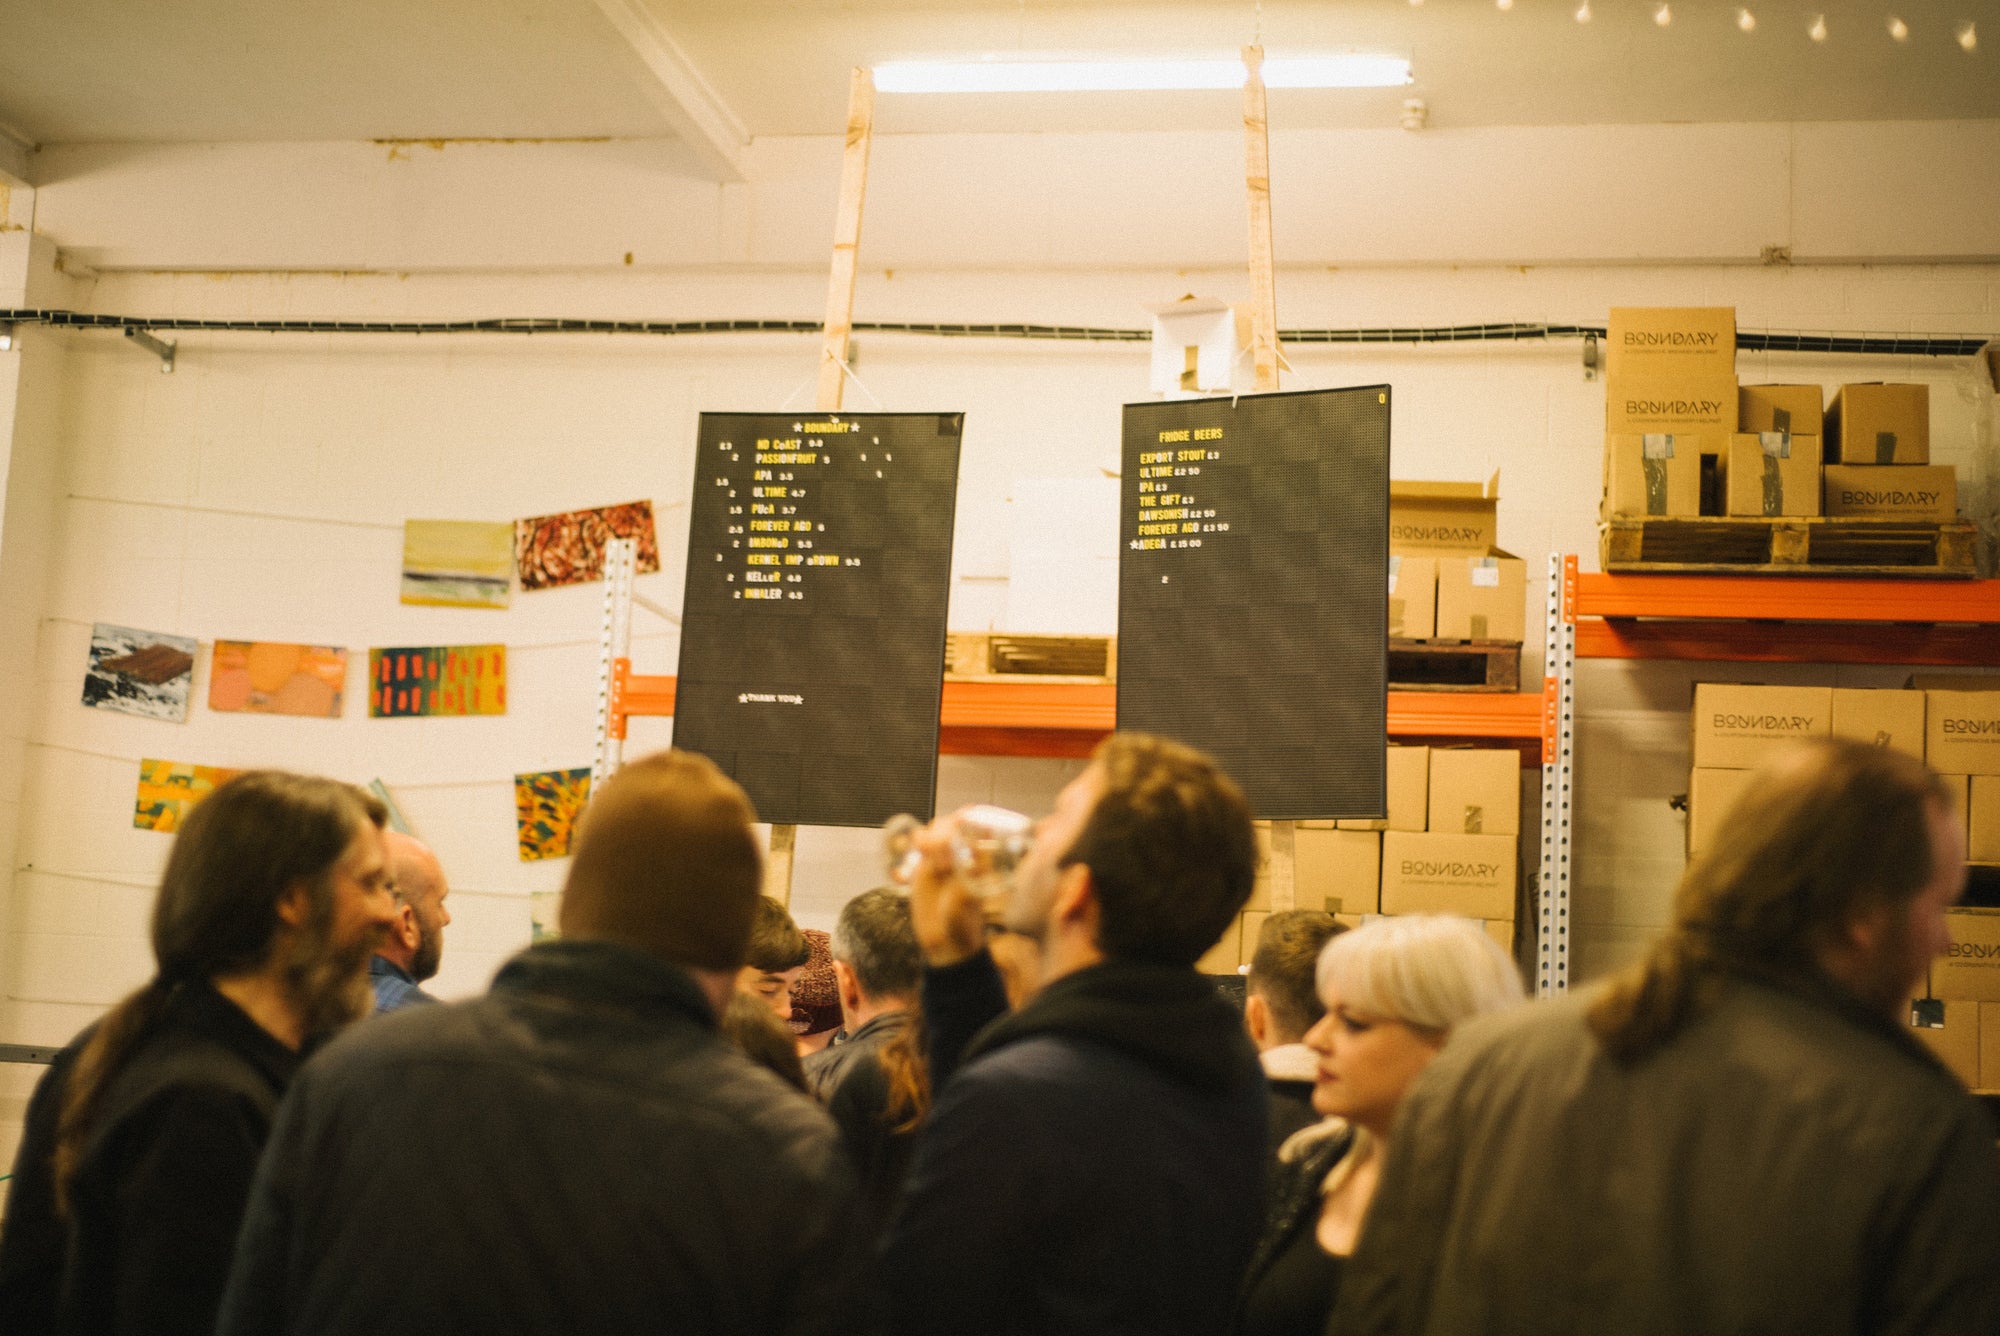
674;411;963;826
1117;386;1389;819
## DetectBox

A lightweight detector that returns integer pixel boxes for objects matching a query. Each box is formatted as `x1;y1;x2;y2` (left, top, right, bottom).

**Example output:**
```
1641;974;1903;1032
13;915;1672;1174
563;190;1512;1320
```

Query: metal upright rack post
591;537;638;792
1536;553;1579;997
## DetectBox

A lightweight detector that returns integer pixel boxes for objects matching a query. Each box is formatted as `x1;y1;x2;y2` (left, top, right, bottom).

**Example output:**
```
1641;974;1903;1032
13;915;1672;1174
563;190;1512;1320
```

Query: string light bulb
1654;4;1672;26
1496;0;1514;10
1809;14;1827;41
1959;21;1977;51
1887;15;1908;41
1574;0;1592;21
1737;8;1756;32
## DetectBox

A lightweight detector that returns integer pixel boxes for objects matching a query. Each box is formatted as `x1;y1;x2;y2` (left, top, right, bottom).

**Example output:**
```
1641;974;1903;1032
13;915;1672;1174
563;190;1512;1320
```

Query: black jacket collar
491;938;719;1029
963;958;1260;1094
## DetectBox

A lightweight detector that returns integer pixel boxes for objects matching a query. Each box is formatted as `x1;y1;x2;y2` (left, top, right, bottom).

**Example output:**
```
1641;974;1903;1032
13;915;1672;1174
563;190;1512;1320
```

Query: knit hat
788;928;843;1037
559;750;761;971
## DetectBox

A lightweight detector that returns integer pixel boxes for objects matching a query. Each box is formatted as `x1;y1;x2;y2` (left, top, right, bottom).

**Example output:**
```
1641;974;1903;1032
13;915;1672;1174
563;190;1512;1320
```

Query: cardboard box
1296;829;1381;916
1739;384;1824;436
1379;832;1517;920
1690;683;1833;770
1388;555;1437;639
1389;476;1500;555
1688;767;1758;858
1339;746;1430;832
1926;691;2000;776
1722;432;1821;518
1983;1002;2000;1090
1435;553;1526;641
1932;909;2000;1002
1603;432;1705;518
1827;383;1929;465
1484;919;1516;953
1605;375;1738;435
1939;774;1971;854
1606;307;1736;379
1907;674;2000;692
1196;913;1243;974
1829;688;1927;760
1428;748;1520;836
1909;997;1980;1088
1821;465;1957;521
1970;776;2000;864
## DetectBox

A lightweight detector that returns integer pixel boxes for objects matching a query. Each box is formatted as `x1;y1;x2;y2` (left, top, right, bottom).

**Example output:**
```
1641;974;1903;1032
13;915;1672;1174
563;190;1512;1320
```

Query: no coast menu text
1118;386;1390;818
675;412;963;826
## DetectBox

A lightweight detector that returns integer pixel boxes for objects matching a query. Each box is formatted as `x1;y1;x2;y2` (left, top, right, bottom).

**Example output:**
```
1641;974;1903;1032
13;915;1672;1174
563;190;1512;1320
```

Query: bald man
370;832;453;1013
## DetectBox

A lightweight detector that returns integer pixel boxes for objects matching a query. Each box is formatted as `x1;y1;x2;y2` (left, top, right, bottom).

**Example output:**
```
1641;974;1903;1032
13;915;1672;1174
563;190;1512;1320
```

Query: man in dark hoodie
880;732;1267;1336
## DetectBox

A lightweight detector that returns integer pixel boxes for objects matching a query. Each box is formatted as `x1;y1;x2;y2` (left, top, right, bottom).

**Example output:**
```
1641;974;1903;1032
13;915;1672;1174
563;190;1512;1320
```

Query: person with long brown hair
216;750;857;1336
1331;738;2000;1336
0;771;393;1336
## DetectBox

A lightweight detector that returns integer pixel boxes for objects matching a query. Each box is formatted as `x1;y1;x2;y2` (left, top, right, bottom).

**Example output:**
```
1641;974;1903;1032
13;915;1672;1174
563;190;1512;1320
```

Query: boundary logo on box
1400;859;1503;880
1944;941;2000;962
1941;717;2000;737
1621;330;1723;349
1836;487;1942;507
1620;393;1728;417
1713;713;1817;732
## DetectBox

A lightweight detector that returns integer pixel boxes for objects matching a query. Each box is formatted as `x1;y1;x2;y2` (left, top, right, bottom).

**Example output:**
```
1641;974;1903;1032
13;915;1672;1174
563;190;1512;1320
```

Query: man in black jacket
0;772;395;1336
880;732;1268;1336
217;749;857;1336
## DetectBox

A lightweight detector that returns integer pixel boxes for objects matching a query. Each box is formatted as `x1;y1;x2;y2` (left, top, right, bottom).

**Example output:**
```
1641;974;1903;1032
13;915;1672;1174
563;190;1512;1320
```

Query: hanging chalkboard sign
1117;386;1390;819
674;411;964;827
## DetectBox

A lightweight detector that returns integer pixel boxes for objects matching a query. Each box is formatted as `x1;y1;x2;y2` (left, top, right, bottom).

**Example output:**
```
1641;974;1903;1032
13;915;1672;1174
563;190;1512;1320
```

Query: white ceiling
1;0;1994;156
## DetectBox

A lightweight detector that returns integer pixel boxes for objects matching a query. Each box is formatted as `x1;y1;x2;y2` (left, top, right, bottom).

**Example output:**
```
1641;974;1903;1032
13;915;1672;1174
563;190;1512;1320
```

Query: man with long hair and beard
0;771;395;1336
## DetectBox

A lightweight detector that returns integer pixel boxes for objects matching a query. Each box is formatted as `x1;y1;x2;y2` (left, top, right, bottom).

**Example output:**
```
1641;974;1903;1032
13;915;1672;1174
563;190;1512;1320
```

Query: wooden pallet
1600;516;1978;577
1387;638;1521;692
946;633;1117;682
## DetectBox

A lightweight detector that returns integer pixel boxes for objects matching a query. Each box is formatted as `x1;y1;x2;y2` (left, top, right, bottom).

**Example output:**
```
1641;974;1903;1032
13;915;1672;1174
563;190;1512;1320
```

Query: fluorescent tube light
873;55;1411;94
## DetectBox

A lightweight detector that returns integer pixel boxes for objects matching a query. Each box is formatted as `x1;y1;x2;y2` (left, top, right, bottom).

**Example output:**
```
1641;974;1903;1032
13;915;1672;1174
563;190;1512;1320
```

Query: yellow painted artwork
134;759;243;832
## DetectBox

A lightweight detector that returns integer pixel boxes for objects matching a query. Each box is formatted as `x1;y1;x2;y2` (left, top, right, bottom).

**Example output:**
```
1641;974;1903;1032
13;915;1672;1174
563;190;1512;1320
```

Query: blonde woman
1236;915;1525;1336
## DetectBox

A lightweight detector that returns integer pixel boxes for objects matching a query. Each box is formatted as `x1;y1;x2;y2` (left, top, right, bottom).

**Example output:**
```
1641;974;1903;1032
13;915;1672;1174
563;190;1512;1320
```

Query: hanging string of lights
1423;0;1977;50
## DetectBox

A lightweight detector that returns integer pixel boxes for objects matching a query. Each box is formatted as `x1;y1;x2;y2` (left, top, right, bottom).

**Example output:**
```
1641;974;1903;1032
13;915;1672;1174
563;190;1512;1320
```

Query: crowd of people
1;731;1997;1335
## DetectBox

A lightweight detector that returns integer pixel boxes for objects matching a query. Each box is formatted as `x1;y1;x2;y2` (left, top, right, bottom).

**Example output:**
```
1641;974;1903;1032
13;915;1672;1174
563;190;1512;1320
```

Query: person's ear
1244;992;1271;1047
395;903;419;954
833;959;862;1013
1052;864;1099;937
276;881;312;930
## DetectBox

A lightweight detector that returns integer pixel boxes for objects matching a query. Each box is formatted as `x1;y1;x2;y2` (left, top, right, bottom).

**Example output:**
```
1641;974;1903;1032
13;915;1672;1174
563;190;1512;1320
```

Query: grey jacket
1331;974;2000;1336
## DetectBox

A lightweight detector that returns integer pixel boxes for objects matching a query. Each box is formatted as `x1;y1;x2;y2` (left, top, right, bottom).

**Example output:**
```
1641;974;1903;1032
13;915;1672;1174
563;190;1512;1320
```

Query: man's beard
408;914;442;983
280;902;382;1044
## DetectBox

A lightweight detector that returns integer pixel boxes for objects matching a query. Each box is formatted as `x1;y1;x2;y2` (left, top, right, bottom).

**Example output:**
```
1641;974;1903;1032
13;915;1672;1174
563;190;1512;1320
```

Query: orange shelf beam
1573;574;2000;664
1576;574;2000;623
613;670;1544;758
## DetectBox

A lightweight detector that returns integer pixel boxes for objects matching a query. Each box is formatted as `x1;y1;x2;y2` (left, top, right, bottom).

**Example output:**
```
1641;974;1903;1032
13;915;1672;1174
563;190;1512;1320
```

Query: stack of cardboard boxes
1600;306;1950;523
1821;385;1955;522
1602;307;1742;519
1198;744;1523;972
1685;679;2000;1090
1386;477;1526;642
1913;679;2000;1091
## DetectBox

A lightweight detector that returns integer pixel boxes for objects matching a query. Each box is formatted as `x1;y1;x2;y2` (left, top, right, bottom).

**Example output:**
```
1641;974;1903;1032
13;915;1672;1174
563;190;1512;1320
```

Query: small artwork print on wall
369;645;507;717
83;624;198;722
134;758;242;832
209;641;347;718
515;767;592;861
515;500;660;591
401;519;515;609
